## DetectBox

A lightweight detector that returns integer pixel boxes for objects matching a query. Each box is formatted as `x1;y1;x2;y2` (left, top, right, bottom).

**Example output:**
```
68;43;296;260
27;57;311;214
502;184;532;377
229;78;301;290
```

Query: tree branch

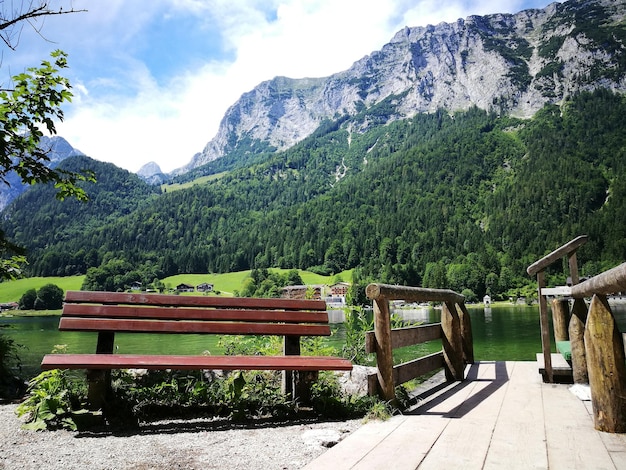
0;3;86;50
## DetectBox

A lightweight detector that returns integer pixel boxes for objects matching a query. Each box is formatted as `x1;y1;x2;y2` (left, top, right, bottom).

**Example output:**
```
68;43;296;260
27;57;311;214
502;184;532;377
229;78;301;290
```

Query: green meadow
0;276;85;304
160;172;228;192
0;269;353;304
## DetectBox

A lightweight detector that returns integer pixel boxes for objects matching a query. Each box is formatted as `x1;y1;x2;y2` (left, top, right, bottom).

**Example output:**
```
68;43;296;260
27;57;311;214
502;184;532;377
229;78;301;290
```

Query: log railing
528;236;626;433
527;235;588;383
571;262;626;433
365;283;473;403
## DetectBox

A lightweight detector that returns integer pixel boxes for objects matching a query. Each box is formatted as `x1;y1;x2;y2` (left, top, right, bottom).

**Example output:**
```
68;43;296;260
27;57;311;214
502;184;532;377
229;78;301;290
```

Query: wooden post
569;298;588;384
442;301;464;381
551;298;570;342
372;298;395;403
584;294;626;433
537;271;553;383
568;251;580;285
457;302;474;364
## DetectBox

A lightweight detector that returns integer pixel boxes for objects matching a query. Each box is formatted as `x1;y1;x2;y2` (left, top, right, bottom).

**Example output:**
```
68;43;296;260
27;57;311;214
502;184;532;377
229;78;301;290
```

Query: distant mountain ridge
174;0;626;174
0;135;84;210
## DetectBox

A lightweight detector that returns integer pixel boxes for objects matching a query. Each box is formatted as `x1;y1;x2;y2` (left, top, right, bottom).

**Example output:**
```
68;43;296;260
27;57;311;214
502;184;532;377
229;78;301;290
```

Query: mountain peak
176;0;626;174
0;135;84;211
137;162;163;177
137;161;169;185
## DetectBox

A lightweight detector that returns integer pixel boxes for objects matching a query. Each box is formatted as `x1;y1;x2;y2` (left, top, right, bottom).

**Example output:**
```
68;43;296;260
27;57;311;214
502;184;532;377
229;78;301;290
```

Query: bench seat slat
64;291;326;311
59;317;332;336
62;304;329;324
41;354;353;371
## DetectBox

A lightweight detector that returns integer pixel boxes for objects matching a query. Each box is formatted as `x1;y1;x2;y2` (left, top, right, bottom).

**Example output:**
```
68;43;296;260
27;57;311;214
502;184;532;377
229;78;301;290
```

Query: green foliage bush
17;332;384;430
18;288;37;310
16;368;88;431
18;283;64;310
341;307;375;366
237;268;304;298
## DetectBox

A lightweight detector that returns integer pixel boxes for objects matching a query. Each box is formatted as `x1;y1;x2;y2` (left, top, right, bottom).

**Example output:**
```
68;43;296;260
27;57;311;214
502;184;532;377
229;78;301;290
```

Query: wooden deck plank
302;416;409;469
542;379;617;469
410;362;494;416
304;362;626;470
483;361;548;470
417;362;510;469
588;403;626;467
351;415;448;470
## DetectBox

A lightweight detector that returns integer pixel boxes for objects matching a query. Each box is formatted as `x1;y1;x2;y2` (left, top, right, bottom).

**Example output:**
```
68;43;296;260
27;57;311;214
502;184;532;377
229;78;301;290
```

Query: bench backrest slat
60;291;332;337
64;291;326;311
59;317;332;336
62;304;329;324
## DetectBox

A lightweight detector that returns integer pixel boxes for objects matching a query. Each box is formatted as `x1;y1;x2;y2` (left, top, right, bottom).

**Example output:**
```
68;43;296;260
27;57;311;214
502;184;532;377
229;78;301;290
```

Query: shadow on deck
304;361;626;470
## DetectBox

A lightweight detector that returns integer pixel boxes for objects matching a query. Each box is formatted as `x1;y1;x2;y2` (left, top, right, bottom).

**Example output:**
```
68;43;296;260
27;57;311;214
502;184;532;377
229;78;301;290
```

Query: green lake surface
3;303;626;379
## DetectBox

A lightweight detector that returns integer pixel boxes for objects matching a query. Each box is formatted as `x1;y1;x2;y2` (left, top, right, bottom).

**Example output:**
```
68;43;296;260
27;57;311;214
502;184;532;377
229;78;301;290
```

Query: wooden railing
527;235;588;383
365;283;473;403
528;236;626;433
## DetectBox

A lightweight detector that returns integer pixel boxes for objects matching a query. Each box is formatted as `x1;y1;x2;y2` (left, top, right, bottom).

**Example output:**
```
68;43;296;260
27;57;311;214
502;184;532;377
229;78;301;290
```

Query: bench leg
283;335;300;399
295;371;318;405
282;370;319;404
87;332;115;411
86;369;112;411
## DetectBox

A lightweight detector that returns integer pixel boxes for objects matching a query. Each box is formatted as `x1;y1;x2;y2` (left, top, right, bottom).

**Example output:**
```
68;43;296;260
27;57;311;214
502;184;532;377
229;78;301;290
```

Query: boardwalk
304;361;626;470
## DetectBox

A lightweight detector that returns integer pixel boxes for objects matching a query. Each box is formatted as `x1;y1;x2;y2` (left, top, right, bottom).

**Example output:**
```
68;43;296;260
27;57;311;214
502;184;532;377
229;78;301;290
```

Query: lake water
3;303;626;379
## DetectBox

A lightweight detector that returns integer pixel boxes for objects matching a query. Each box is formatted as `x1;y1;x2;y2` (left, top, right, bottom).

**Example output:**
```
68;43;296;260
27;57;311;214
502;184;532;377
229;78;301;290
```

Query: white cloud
52;0;557;173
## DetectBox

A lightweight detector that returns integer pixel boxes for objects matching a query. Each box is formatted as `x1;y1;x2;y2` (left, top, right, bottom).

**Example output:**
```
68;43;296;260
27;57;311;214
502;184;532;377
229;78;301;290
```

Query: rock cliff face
137;161;168;185
180;0;626;173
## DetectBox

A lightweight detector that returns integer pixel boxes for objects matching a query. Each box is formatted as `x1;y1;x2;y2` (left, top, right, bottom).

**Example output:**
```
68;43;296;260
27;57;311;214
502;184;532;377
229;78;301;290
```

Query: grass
0;276;85;303
160;172;228;193
162;269;352;296
0;269;353;304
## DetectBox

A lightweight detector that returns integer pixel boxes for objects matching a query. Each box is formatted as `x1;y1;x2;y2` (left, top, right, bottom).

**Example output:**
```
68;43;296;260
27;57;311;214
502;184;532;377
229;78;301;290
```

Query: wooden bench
41;291;352;410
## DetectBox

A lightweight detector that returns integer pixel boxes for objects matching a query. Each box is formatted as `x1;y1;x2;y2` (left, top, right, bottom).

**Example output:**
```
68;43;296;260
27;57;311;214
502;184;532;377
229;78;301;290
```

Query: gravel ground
0;404;362;470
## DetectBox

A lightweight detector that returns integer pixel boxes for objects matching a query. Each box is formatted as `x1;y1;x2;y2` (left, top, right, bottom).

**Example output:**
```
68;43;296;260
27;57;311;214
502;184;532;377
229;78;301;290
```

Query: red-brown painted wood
59;317;332;336
42;354;353;371
48;291;352;409
62;304;329;323
64;291;326;311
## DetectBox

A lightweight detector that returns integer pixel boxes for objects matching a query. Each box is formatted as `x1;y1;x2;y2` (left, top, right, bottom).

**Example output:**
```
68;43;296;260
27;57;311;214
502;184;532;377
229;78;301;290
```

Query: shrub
16;368;88;430
341;307;375;365
36;284;64;309
18;289;37;310
18;284;64;310
461;288;477;303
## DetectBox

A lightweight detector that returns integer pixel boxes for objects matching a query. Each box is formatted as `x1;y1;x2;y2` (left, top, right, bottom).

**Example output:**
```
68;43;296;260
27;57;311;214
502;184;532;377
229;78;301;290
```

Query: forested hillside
2;156;160;276
3;91;625;299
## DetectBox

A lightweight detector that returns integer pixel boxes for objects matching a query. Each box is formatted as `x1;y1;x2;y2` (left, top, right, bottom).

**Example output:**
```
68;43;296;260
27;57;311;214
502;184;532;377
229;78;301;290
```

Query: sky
3;0;561;174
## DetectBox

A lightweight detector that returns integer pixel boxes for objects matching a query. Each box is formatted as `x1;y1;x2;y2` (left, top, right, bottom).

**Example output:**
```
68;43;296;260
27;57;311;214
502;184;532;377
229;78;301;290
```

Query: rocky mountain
137;161;169;185
0;135;84;211
177;0;626;173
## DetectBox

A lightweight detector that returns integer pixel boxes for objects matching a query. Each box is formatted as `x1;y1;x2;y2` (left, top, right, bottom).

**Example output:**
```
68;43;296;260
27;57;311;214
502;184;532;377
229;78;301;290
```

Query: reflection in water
327;309;345;323
484;307;492;322
393;307;433;323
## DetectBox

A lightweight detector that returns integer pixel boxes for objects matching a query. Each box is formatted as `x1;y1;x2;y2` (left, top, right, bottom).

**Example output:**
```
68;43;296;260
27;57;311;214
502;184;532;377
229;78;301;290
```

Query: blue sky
4;0;561;173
